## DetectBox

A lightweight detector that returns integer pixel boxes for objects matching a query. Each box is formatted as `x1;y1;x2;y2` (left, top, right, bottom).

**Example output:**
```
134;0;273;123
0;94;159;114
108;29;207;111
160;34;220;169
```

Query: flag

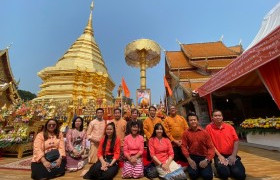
122;77;130;98
164;76;172;96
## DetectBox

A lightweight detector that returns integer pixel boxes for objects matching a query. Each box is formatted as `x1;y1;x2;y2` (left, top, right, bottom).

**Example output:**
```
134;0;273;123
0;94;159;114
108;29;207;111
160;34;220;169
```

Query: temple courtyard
0;143;279;180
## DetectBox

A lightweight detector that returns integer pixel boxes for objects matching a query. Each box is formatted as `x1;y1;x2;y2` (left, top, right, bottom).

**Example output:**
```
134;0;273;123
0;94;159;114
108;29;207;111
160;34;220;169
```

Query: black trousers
173;145;187;162
31;158;66;180
187;155;213;180
214;155;246;180
83;156;118;180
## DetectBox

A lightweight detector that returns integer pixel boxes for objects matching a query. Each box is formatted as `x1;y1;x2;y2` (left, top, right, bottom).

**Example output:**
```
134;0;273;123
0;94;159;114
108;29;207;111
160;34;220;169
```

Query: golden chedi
35;2;115;105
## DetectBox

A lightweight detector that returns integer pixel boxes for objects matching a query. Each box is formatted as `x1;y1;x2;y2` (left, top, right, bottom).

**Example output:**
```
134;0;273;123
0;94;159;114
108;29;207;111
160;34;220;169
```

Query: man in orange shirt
143;106;163;160
143;106;163;140
110;108;127;161
87;108;106;164
111;108;127;146
206;110;246;180
164;105;188;162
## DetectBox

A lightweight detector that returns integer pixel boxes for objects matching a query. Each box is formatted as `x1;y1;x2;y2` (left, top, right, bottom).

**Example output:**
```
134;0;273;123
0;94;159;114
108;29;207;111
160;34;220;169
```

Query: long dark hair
102;122;117;156
151;123;168;138
43;119;60;140
72;116;84;131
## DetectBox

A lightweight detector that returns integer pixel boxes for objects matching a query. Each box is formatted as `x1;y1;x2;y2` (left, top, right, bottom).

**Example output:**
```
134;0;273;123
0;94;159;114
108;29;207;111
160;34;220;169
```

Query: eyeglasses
48;124;57;127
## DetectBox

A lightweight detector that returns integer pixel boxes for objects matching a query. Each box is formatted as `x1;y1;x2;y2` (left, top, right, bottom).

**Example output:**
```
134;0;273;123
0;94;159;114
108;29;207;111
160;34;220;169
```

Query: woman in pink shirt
31;119;66;180
149;123;185;179
122;121;144;178
65;116;86;171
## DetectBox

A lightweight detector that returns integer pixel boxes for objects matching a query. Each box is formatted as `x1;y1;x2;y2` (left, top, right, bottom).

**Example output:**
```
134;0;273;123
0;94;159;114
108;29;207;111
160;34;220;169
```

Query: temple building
0;48;20;107
165;40;243;125
35;2;115;106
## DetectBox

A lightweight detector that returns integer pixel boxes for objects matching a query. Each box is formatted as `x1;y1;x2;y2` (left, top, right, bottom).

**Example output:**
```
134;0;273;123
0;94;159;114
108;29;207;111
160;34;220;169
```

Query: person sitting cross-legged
122;121;144;179
31;119;66;180
66;116;87;172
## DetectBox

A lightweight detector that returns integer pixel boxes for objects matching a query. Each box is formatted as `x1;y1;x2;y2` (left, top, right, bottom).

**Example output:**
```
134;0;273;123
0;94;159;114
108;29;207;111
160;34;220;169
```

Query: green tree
18;89;37;101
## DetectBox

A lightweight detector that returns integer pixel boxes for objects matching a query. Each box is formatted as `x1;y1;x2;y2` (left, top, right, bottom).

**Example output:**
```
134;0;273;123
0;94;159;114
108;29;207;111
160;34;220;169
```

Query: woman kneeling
122;121;144;178
149;123;187;180
83;122;120;180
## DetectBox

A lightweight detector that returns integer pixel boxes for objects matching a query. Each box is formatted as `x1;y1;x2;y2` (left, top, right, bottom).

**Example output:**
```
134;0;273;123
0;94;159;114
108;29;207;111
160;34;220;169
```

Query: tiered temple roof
35;2;115;105
165;41;243;94
181;41;239;59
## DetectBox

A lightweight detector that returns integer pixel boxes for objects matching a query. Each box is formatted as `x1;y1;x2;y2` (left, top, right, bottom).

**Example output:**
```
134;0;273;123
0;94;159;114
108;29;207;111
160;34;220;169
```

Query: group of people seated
31;106;246;180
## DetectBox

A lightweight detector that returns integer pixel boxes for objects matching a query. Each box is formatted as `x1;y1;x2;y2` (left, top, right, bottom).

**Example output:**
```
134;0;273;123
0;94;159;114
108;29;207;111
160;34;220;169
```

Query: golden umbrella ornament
125;39;161;90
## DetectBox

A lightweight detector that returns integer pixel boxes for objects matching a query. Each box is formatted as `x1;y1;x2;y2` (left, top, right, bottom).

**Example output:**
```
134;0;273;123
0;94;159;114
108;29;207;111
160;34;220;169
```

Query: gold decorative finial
84;1;94;35
90;0;94;11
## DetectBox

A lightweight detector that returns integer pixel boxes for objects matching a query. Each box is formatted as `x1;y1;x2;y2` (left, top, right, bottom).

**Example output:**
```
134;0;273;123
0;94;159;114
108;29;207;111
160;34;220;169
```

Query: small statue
131;103;135;109
117;85;122;98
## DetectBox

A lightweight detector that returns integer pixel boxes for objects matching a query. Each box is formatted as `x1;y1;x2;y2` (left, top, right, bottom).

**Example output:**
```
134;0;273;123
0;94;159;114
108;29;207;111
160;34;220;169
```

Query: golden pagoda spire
84;1;94;35
54;0;109;74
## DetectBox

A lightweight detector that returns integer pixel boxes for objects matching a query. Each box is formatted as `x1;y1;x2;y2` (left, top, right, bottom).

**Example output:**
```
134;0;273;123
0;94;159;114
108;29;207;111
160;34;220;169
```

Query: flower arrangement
0;100;72;149
239;117;280;135
0;125;29;148
13;101;35;123
60;122;69;133
0;100;56;124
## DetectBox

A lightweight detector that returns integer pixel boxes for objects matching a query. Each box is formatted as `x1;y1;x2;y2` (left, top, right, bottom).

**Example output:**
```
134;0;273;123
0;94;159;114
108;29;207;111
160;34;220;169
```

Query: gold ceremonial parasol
125;39;161;89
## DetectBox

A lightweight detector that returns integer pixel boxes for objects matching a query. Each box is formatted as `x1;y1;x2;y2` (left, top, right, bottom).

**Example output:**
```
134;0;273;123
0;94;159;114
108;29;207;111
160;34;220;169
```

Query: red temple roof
165;51;193;69
181;41;239;59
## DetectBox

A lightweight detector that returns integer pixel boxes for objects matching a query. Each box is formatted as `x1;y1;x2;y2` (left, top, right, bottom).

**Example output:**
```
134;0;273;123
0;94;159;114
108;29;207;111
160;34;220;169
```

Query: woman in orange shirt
31;119;66;180
83;122;121;180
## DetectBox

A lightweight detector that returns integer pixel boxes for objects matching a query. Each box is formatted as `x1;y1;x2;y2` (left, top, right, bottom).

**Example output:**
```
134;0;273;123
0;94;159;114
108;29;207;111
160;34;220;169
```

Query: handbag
45;149;60;162
163;167;187;180
44;136;60;162
144;162;159;179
